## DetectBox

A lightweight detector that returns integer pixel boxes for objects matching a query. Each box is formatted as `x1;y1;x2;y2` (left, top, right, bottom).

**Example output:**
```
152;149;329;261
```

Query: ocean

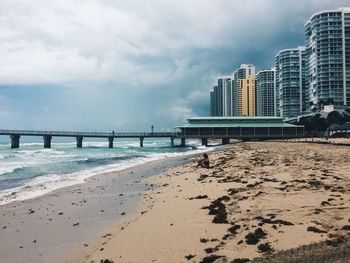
0;138;209;205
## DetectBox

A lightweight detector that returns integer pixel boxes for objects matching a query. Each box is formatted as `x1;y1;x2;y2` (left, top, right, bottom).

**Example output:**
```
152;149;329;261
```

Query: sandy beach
1;140;350;263
68;140;350;263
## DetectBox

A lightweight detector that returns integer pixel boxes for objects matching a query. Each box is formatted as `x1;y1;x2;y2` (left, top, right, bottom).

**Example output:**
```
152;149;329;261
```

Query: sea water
0;138;209;205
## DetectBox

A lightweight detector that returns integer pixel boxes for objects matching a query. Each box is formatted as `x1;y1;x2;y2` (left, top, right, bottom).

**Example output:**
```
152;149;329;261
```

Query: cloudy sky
0;0;348;131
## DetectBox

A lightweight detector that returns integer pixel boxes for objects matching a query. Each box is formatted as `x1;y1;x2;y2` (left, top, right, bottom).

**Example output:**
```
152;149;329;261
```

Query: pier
0;130;178;149
0;117;305;149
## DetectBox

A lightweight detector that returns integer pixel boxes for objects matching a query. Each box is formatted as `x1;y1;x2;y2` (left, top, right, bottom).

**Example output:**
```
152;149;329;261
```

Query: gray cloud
0;0;349;130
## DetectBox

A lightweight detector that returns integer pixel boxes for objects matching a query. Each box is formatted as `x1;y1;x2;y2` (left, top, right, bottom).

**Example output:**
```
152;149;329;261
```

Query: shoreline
0;142;214;206
0;151;210;263
68;140;350;263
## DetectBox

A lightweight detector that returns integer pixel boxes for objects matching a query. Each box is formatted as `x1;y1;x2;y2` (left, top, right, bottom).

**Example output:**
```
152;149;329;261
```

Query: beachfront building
177;116;304;144
232;64;256;116
305;7;350;112
275;46;307;118
210;76;232;116
256;68;276;116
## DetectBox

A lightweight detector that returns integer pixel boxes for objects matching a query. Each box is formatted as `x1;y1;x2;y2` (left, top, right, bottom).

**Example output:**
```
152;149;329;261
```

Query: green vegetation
296;108;350;134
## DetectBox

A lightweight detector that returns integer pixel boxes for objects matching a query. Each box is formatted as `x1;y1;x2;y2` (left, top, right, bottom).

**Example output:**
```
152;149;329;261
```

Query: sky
0;0;349;132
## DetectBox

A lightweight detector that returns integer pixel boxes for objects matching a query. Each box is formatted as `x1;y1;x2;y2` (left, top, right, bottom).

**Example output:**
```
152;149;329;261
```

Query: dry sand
69;140;350;263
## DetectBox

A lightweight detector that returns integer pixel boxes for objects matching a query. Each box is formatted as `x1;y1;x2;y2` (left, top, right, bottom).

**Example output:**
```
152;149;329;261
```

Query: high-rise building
275;46;306;118
220;76;232;116
210;76;232;116
210;91;215;116
232;64;256;116
256;68;276;116
305;7;350;111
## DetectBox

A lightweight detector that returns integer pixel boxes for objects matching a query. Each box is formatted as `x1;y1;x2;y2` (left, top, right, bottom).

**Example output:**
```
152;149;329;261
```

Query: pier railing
0;130;177;138
0;130;179;149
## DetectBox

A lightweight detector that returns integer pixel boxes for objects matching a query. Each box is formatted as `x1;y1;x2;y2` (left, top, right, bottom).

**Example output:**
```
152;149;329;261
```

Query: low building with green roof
177;116;304;144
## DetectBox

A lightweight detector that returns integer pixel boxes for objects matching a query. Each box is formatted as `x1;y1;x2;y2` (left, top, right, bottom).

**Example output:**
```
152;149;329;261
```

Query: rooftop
177;116;302;128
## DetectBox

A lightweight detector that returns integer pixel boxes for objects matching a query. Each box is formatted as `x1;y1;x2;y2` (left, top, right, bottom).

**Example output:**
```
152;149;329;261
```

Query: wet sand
0;154;196;263
69;140;350;263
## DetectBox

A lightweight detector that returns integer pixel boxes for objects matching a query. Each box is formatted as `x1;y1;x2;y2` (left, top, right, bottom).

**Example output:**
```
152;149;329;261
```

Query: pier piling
202;138;208;146
10;135;20;149
76;136;83;148
222;138;230;145
140;137;144;147
108;137;114;148
43;135;52;148
170;137;174;147
181;138;186;147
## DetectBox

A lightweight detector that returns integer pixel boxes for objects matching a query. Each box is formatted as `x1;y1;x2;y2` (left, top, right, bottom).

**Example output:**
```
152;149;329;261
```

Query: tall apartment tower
210;77;232;116
275;46;307;118
305;8;350;111
219;76;233;116
210;91;215;116
256;68;276;116
213;85;223;116
232;64;256;116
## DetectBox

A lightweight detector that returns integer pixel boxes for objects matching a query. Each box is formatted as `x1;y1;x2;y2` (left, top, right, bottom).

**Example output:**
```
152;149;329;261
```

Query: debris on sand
203;196;230;224
189;195;208;200
232;259;250;263
185;254;196;260
255;216;294;226
200;238;209;243
199;255;224;263
197;174;209;182
204;247;218;254
258;242;273;253
307;226;327;233
245;228;267;245
228;224;241;235
341;225;350;231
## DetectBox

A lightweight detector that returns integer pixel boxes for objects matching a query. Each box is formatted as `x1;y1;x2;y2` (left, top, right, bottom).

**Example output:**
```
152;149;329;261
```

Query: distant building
305;7;350;112
210;76;231;116
232;64;256;116
256;68;276;116
210;91;215;116
214;85;223;116
275;46;307;118
221;77;232;116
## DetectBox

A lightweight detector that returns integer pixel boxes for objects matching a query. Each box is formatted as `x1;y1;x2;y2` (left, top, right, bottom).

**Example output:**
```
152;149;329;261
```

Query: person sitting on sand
196;153;209;168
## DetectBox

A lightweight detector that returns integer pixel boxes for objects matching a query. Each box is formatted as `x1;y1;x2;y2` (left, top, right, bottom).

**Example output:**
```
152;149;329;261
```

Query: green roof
188;116;283;121
178;123;299;128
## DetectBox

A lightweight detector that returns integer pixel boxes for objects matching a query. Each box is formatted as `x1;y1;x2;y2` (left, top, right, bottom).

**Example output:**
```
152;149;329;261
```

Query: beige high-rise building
233;64;256;116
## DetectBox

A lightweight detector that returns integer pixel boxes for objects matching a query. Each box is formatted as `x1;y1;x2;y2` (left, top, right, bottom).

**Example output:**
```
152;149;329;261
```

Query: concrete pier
76;136;83;148
10;135;20;149
181;138;186;147
43;135;52;148
140;137;144;147
1;130;177;149
108;137;114;148
202;138;208;146
222;138;230;145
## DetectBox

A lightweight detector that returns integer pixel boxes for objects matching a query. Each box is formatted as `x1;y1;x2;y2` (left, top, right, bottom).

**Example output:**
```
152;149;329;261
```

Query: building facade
210;77;232;116
275;47;306;118
305;7;350;111
232;64;256;116
256;68;276;116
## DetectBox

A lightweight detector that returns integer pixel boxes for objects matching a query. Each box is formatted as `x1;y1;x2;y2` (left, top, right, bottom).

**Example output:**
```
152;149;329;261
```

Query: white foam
0;143;217;205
